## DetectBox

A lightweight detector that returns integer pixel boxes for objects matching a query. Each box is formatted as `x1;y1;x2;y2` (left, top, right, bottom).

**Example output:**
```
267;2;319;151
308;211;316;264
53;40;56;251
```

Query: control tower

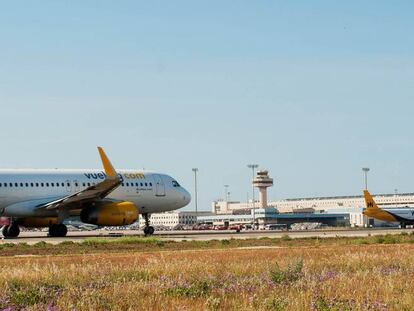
253;170;274;208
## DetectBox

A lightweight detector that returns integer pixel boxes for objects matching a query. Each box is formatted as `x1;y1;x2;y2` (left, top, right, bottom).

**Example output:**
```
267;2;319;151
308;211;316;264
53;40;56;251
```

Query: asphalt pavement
0;227;412;245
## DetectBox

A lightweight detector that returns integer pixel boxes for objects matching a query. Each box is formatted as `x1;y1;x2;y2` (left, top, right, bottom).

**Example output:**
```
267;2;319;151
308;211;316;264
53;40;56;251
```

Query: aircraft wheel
144;226;155;236
2;224;20;238
2;226;8;237
49;224;68;237
57;224;68;237
48;225;57;237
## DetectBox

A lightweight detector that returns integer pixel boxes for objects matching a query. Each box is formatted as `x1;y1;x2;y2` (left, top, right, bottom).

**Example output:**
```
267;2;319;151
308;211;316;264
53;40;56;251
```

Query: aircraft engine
80;201;138;226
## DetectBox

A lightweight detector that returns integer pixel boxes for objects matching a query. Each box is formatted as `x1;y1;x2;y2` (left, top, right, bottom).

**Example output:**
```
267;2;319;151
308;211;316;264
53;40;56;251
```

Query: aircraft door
153;174;166;197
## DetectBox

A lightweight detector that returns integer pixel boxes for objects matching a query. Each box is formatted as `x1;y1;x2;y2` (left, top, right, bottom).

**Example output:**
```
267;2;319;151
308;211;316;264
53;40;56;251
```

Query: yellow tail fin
97;147;117;178
363;190;396;222
363;190;379;209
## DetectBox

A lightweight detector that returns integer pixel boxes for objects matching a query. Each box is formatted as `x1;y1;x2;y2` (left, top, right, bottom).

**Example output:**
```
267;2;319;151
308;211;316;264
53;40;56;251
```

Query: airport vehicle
264;224;288;231
363;190;414;228
0;147;191;238
228;224;242;232
214;225;228;231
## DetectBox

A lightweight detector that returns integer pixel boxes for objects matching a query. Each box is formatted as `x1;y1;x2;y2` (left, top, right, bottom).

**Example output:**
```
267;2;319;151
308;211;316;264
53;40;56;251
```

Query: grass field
0;234;413;310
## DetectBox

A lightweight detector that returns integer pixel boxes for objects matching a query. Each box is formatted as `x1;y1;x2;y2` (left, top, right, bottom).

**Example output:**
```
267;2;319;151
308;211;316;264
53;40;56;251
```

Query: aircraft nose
182;188;191;206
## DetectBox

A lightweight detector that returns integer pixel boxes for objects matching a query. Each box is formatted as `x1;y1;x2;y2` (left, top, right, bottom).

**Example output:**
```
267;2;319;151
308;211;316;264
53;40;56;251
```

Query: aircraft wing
36;147;121;210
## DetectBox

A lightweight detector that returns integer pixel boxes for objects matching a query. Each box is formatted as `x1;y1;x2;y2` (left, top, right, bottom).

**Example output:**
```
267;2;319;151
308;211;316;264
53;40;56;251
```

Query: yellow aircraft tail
363;190;379;210
97;147;118;178
363;190;397;222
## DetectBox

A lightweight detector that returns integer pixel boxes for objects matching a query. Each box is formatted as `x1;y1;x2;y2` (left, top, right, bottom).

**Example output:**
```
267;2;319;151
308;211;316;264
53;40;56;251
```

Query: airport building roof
212;192;414;214
283;192;414;202
198;208;349;227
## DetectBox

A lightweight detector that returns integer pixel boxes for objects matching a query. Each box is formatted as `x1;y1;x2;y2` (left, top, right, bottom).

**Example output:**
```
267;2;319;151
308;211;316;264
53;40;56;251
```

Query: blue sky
0;1;413;211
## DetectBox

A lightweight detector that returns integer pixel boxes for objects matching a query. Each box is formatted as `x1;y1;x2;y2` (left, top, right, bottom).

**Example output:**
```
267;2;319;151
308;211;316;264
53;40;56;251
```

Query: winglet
363;190;379;210
97;147;117;178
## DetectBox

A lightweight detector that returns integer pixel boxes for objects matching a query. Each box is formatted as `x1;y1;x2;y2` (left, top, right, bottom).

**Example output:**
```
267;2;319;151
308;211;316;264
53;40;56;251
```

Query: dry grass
0;241;413;310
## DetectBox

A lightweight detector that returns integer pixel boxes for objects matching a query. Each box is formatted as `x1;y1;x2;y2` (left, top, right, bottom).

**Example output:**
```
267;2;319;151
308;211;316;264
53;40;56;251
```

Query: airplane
0;147;191;238
363;190;414;228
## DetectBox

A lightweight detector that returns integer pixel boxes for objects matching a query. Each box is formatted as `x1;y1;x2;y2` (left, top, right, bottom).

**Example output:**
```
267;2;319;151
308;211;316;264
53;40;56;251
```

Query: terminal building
197;208;350;228
212;193;414;215
145;169;414;229
209;170;414;228
139;211;213;229
200;170;353;228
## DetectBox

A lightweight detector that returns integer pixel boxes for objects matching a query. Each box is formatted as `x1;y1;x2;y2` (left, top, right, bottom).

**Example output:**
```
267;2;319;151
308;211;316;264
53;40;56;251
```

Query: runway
1;228;412;245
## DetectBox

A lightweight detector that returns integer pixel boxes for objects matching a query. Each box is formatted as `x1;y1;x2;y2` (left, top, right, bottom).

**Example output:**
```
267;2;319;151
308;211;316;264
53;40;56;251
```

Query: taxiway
0;228;412;245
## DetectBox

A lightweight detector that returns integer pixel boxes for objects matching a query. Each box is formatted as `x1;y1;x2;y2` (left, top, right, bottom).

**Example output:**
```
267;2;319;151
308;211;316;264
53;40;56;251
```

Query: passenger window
61;183;64;187
46;183;49;187
145;183;148;187
75;183;78;187
25;183;28;187
36;183;39;187
15;183;18;187
30;183;34;187
67;183;70;187
135;183;139;187
126;182;129;187
20;183;23;187
4;183;7;187
56;183;59;187
149;182;152;186
41;183;44;187
140;183;143;187
88;183;91;186
121;183;125;186
9;183;13;187
51;183;54;187
83;183;86;187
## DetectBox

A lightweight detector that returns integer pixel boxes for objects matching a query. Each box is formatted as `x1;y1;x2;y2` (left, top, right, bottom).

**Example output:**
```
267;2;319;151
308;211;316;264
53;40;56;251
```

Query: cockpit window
172;180;180;187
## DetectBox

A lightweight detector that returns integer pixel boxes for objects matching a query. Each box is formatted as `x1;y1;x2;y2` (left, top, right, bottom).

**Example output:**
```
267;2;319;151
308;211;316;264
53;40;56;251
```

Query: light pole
224;185;229;202
395;189;398;207
362;168;370;190
247;164;259;229
192;168;198;223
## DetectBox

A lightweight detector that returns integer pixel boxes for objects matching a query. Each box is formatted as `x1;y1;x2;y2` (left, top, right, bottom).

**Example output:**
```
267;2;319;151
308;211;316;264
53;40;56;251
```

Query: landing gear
144;226;155;236
143;213;155;236
48;224;68;237
2;224;20;238
401;222;407;229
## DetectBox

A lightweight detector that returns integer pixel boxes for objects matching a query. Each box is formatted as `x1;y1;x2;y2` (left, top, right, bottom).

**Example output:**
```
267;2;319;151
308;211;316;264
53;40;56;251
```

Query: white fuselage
0;169;191;218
